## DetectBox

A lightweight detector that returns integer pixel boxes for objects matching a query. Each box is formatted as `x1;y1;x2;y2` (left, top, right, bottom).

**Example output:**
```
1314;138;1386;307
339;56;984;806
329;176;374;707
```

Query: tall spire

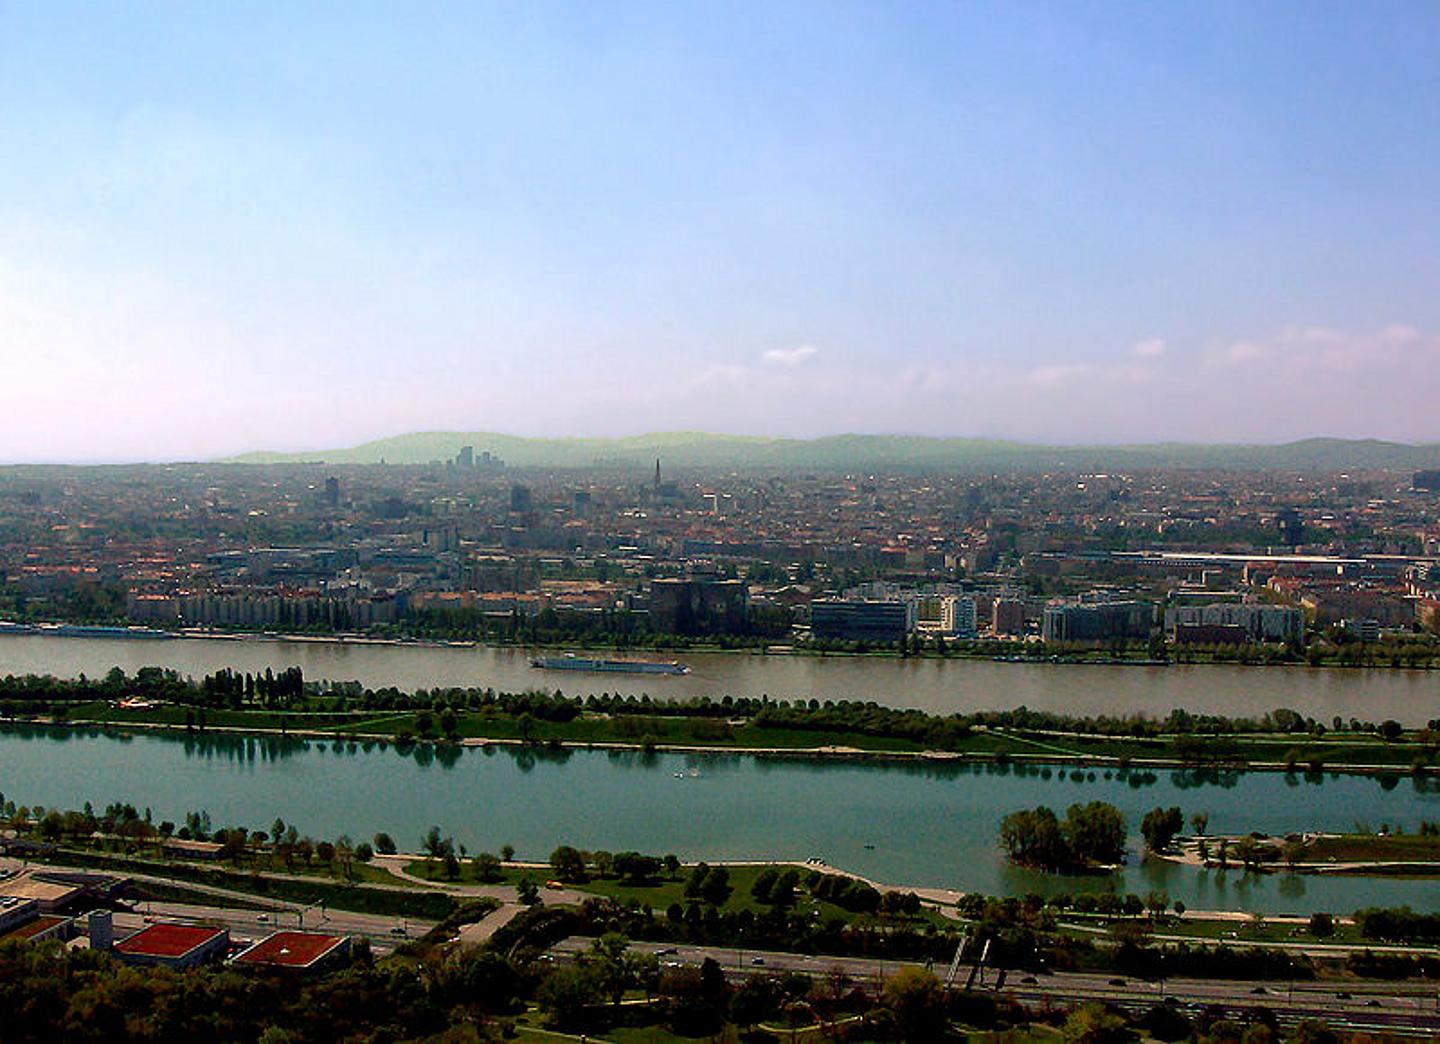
655;458;662;490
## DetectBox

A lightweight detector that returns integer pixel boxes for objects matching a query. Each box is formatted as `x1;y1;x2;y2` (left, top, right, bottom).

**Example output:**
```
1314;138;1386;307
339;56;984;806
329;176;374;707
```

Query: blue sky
2;2;1438;460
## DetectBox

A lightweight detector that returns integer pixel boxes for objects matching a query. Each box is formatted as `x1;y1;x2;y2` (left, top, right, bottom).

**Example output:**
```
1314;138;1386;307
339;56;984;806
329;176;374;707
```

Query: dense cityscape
4;451;1439;658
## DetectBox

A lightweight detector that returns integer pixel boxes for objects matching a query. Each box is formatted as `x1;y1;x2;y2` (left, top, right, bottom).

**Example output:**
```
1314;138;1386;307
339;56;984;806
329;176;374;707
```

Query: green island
8;667;1440;778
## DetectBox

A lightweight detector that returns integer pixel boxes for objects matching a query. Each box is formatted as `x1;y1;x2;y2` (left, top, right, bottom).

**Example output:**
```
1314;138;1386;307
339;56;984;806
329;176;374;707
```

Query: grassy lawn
1301;834;1440;863
1060;914;1366;946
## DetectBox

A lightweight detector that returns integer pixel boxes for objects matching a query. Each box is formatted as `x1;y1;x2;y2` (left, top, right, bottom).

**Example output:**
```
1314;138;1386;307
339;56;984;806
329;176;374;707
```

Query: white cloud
1133;338;1167;358
762;344;819;367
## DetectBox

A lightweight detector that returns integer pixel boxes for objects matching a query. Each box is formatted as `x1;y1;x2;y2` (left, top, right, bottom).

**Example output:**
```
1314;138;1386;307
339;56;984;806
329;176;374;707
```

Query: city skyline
3;2;1439;462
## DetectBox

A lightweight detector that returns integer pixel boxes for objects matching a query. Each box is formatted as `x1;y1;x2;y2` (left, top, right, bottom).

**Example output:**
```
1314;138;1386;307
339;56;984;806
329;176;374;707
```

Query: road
552;938;1440;1035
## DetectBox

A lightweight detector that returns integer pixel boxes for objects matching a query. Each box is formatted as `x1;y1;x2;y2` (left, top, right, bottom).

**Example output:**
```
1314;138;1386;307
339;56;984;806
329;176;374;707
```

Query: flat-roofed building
113;923;230;969
235;930;352;974
0;871;84;914
0;896;39;935
0;914;71;945
811;598;916;642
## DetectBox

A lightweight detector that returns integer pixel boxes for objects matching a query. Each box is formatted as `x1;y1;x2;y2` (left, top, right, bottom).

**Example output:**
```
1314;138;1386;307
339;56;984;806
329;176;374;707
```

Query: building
811;599;915;642
1276;508;1304;547
0;913;71;945
1164;603;1305;644
1042;600;1155;643
991;598;1027;636
112;923;231;969
235;931;352;974
0;870;86;914
0;896;39;936
917;595;977;637
509;484;533;513
649;578;748;635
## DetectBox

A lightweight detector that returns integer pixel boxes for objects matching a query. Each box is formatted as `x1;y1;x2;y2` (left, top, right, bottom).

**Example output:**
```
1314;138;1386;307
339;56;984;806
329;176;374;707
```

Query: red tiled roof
114;923;226;958
235;931;346;967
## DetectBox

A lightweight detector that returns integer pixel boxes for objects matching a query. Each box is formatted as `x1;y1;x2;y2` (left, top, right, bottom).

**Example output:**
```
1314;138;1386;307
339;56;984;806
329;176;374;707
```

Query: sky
2;2;1439;462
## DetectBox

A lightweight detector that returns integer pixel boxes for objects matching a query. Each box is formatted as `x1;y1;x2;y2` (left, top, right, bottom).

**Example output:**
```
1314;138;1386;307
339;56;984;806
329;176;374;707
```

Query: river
3;727;1439;915
2;633;1439;722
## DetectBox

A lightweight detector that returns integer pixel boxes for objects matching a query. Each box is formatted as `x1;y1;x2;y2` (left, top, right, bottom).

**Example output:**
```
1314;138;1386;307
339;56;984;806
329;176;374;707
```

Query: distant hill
225;432;1440;472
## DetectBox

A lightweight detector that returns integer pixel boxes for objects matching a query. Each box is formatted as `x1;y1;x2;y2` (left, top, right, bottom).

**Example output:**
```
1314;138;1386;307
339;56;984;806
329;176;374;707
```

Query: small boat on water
531;653;690;676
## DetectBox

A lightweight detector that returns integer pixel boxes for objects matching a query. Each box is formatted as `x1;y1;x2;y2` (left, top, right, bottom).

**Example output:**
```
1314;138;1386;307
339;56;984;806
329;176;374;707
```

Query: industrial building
112;923;231;969
235;931;353;974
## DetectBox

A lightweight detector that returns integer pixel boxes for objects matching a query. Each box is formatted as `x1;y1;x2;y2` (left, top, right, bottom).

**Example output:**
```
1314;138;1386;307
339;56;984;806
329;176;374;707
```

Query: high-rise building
811;599;916;642
649;578;748;635
509;484;533;513
324;477;340;506
1042;600;1154;642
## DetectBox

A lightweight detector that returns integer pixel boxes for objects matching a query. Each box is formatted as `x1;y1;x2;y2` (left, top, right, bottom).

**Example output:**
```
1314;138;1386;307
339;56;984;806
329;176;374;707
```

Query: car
536;953;555;963
1250;987;1267;995
1366;1000;1381;1008
663;961;682;969
390;925;408;936
1336;991;1351;1000
256;913;271;923
1108;978;1126;987
1021;976;1038;985
656;947;677;955
750;957;766;966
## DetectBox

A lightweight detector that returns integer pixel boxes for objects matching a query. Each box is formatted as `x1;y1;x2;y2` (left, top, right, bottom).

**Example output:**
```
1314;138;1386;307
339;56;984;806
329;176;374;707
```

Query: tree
1141;806;1184;852
500;843;515;862
536;965;600;1028
1308;912;1335;938
1190;812;1210;836
1065;801;1127;865
1063;1003;1134;1044
473;852;502;882
882;967;947;1043
372;832;397;855
549;844;587;883
1000;806;1068;868
517;876;540;905
700;865;732;905
585;933;632;1009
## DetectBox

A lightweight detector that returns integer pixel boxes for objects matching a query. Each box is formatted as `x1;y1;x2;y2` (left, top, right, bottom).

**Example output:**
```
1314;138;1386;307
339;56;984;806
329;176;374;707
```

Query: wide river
3;727;1440;916
2;633;1439;722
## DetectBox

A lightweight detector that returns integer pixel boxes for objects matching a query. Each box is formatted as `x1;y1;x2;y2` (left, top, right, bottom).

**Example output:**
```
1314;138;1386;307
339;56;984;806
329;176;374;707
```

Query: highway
552;938;1440;1035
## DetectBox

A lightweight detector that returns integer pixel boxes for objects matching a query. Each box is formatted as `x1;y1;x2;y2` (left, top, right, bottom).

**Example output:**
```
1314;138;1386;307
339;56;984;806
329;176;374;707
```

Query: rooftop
0;915;68;943
235;930;347;968
114;923;227;959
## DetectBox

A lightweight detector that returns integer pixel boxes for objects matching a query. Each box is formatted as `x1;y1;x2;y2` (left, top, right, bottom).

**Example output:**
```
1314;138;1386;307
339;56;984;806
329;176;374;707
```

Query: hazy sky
3;2;1439;461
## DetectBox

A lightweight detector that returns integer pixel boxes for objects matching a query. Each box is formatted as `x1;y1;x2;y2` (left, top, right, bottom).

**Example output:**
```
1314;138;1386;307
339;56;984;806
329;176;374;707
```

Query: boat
34;624;174;640
530;654;690;676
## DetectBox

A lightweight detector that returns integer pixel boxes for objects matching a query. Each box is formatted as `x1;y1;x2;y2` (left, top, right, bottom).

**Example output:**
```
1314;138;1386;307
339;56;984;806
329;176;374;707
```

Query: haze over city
2;2;1438;462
